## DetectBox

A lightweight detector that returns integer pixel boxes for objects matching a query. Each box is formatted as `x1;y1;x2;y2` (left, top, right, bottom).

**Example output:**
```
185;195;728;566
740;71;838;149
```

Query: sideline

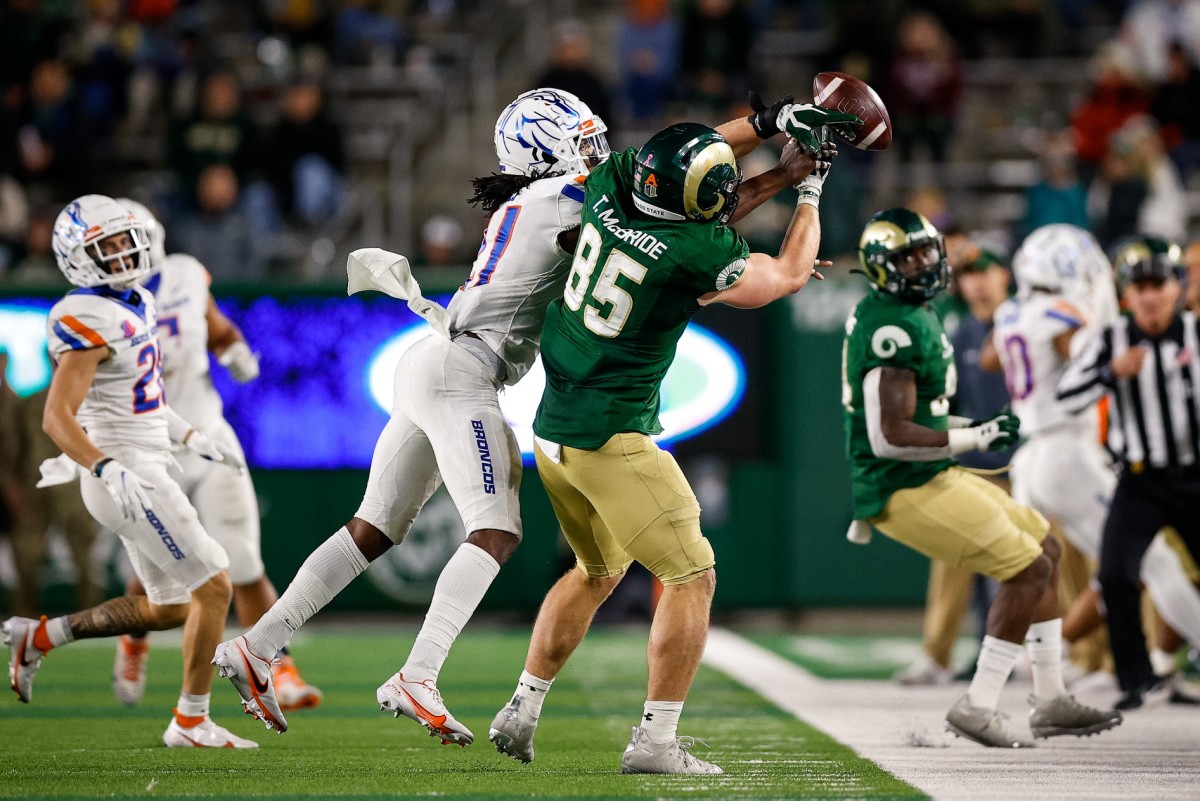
703;627;1200;801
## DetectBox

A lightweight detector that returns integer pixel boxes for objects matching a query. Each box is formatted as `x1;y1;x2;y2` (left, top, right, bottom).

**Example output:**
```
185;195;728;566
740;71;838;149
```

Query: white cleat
489;696;538;763
376;672;474;746
4;616;47;704
163;714;259;748
945;694;1034;748
113;634;149;707
893;652;955;686
212;636;288;733
620;726;724;775
274;657;323;712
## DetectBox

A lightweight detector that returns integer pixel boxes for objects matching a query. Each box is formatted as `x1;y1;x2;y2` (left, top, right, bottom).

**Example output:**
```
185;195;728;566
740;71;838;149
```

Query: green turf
0;628;926;800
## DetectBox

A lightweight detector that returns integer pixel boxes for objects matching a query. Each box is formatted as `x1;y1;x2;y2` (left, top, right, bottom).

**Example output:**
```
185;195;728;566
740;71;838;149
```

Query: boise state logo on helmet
855;208;950;303
494;88;610;178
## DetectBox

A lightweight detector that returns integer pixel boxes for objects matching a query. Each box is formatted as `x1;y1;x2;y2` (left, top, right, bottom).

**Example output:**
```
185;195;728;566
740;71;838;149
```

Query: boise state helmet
856;208;950;303
631;123;741;224
117;198;166;273
494;88;610;178
52;195;152;289
1012;224;1108;298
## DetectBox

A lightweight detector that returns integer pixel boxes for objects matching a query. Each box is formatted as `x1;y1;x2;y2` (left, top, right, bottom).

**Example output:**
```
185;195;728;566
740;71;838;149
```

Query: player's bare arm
729;140;835;225
700;203;821;309
42;347;110;470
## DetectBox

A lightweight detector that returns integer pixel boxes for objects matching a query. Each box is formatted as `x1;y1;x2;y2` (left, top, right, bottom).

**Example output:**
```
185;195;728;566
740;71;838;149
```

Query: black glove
747;91;795;139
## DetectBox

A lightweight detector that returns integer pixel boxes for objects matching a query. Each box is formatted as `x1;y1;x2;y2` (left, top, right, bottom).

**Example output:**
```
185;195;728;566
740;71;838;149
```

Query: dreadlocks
468;173;538;215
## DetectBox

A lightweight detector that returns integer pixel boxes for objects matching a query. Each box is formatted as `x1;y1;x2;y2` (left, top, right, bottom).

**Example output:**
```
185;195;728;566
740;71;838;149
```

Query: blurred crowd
1;0;1199;287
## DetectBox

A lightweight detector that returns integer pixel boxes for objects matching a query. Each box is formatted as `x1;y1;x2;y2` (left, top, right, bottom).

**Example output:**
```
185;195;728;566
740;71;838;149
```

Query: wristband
91;457;114;478
947;428;978;455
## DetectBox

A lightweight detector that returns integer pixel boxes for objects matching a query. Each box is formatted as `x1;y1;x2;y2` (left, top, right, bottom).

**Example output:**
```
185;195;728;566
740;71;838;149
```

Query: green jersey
534;148;750;449
842;290;957;519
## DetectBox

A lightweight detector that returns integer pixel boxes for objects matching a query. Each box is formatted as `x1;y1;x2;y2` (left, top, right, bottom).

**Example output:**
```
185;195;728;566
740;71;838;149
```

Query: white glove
218;340;259;383
36;453;81;487
183;429;246;471
95;459;155;521
846;519;873;545
947;414;1020;454
794;142;837;209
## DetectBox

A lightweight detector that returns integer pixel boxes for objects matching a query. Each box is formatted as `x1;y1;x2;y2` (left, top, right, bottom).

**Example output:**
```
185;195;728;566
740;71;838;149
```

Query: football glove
776;103;863;153
747;91;795;139
948;413;1020;454
795;142;838;209
217;340;260;383
183;430;246;471
94;459;155;521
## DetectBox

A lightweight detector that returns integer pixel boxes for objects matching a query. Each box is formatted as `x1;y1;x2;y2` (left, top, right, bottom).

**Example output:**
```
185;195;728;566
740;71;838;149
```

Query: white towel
37;453;81;487
346;247;452;338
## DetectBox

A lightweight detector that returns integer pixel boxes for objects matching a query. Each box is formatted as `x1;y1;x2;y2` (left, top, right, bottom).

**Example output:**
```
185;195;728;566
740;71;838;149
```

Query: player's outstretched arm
715;92;793;158
730;139;836;225
42;348;109;469
868;366;1018;460
206;294;259;382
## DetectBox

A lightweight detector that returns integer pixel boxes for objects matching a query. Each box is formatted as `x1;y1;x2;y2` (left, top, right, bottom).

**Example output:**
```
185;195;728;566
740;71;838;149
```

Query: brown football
812;71;892;151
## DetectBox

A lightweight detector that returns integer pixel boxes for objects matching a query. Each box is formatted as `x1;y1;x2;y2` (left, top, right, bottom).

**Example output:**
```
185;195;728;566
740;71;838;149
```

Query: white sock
511;669;553;720
641;700;684;744
402;543;500;681
176;691;210;719
1026;618;1067;700
46;616;74;648
1150;648;1178;677
967;635;1023;709
244;528;369;657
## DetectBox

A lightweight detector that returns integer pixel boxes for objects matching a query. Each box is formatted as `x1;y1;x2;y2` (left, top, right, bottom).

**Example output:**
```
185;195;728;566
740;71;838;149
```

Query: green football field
0;627;925;801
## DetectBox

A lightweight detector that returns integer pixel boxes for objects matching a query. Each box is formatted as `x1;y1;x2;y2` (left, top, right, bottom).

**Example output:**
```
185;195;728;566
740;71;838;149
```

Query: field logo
365;487;464;605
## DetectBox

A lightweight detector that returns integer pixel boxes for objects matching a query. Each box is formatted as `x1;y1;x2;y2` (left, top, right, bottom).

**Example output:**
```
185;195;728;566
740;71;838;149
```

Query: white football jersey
143;255;223;429
447;173;586;384
47;287;169;451
993;293;1097;438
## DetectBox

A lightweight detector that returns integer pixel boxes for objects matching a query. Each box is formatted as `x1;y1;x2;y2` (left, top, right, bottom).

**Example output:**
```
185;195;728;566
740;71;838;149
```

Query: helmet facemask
89;228;151;289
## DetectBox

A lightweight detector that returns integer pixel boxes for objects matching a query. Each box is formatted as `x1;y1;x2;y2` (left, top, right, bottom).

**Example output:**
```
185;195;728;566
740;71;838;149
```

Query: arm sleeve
681;225;751;295
1057;326;1114;413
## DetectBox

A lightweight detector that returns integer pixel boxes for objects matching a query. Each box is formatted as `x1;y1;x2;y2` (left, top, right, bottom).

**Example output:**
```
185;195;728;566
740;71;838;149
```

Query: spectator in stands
0;173;28;272
333;0;404;66
887;10;964;164
417;214;464;269
1120;0;1200;83
1022;129;1090;237
1120;115;1187;242
19;58;94;198
679;0;753;113
73;0;133;138
172;164;265;281
1149;42;1200;180
534;20;615;140
1088;135;1148;249
265;81;346;226
0;0;71;93
167;71;257;202
1071;41;1150;185
616;0;679;123
1186;239;1200;312
3;205;58;285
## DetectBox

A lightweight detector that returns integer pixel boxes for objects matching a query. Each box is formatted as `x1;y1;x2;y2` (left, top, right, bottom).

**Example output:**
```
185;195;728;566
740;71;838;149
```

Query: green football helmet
856;208;951;303
632;123;741;225
1112;234;1184;288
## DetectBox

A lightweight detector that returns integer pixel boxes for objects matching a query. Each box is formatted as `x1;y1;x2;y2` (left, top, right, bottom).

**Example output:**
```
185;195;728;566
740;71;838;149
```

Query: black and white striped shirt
1058;311;1200;470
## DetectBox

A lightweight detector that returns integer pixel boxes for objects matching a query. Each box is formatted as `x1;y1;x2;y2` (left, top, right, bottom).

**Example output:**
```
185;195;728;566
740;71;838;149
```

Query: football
812;71;892;151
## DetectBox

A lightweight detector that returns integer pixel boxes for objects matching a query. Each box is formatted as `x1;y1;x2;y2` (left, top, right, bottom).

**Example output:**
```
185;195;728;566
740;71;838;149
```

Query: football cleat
212;636;288;733
945;695;1034;748
163;712;259;748
1114;674;1175;711
376;672;474;746
1028;694;1122;738
113;634;149;707
274;656;323;712
489;696;538;763
620;726;723;775
4;616;48;703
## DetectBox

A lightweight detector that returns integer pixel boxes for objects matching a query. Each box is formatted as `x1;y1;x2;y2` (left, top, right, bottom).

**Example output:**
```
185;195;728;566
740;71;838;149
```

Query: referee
1057;235;1200;709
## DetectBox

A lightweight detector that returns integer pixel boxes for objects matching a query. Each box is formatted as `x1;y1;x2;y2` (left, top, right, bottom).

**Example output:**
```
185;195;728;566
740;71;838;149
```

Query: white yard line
703;627;1200;801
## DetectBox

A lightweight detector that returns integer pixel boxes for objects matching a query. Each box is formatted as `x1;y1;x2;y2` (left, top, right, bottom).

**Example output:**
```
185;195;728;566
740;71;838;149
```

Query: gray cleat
488;696;537;763
619;726;723;775
945;694;1035;748
1028;694;1122;738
